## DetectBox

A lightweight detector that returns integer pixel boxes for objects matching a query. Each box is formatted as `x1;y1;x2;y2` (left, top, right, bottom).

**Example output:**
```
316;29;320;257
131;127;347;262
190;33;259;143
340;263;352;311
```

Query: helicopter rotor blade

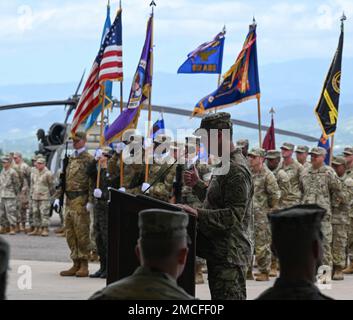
0;100;76;111
74;69;86;96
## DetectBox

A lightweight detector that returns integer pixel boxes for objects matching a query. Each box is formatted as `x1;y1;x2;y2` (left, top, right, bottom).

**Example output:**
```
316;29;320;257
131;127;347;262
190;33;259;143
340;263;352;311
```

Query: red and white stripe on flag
99;45;123;82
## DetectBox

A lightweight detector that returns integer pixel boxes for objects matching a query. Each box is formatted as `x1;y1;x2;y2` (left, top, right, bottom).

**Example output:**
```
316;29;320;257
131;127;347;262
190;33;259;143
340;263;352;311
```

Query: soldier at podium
180;112;254;300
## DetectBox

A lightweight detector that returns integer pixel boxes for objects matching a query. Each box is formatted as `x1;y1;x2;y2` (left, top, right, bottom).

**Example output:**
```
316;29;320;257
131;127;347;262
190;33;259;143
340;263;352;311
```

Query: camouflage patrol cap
31;154;42;161
36;157;46;164
248;148;266;158
13;152;22;158
71;131;87;141
268;204;325;234
266;150;281;159
343;147;353;156
236;139;249;148
295;145;309;153
280;142;295;151
138;209;189;240
1;155;10;163
194;112;232;134
309;147;327;156
332;155;346;166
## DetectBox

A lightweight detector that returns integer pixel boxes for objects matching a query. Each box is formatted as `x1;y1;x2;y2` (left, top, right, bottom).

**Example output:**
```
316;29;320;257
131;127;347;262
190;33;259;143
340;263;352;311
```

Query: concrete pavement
6;259;353;300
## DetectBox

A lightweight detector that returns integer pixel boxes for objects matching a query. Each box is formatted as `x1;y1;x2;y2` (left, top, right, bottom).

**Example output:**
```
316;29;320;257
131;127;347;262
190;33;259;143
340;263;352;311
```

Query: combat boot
41;227;49;237
5;226;10;233
255;272;270;281
9;226;16;235
25;226;35;234
60;260;81;276
76;260;89;277
343;263;353;274
35;227;42;236
100;270;107;279
0;226;5;234
246;268;254;280
54;227;64;234
89;269;103;278
28;227;39;236
15;223;20;233
332;266;344;281
269;261;278;277
19;223;25;233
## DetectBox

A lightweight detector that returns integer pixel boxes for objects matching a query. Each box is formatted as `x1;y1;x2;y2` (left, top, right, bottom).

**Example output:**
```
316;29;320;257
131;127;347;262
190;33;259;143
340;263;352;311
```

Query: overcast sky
0;0;352;86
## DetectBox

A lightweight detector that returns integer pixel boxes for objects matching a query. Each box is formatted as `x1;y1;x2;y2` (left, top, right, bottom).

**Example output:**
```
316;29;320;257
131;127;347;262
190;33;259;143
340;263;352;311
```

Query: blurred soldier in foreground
280;142;304;207
236;139;249;158
295;145;310;169
181;112;253;300
89;209;195;300
300;147;344;268
248;148;280;281
12;152;31;232
331;156;353;280
257;204;333;300
0;156;20;235
54;132;94;278
29;157;55;237
0;236;9;300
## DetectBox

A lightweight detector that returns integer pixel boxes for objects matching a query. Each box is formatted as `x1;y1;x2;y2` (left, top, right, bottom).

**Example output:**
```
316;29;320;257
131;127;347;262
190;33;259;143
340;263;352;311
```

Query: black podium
107;188;196;296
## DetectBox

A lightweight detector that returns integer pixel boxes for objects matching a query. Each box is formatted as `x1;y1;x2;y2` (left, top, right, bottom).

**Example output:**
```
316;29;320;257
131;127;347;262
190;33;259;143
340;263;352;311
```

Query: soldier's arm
266;172;281;210
280;171;291;200
192;180;208;202
12;171;21;195
196;167;250;234
47;172;56;197
330;172;345;207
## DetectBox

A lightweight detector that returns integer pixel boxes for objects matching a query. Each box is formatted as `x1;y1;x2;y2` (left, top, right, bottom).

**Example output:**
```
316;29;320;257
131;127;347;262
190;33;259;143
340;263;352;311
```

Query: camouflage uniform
331;156;353;270
192;112;254;300
343;147;353;266
12;157;31;227
89;209;195;300
249;148;280;275
56;146;94;262
31;165;55;228
295;145;311;170
0;161;20;228
266;150;291;208
90;266;195;300
300;148;344;267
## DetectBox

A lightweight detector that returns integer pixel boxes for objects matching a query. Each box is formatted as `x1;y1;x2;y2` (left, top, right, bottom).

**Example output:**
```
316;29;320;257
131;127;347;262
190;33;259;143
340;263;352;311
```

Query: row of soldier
240;140;353;282
0;153;57;237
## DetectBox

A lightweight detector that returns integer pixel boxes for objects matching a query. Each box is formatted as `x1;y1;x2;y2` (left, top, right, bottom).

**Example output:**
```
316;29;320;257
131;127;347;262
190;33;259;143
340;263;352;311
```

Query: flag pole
119;0;124;188
96;84;107;189
329;135;335;166
145;1;155;184
257;96;262;147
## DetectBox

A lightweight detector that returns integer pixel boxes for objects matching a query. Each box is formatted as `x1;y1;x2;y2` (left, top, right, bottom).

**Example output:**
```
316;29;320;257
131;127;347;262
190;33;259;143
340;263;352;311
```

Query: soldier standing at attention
89;209;195;300
181;112;253;300
248;148;280;281
29;157;55;237
266;150;291;208
54;131;95;278
300;147;344;268
279;142;304;207
331;156;353;280
343;147;353;274
256;205;333;300
0;155;20;235
12;152;31;232
87;147;118;279
295;146;311;169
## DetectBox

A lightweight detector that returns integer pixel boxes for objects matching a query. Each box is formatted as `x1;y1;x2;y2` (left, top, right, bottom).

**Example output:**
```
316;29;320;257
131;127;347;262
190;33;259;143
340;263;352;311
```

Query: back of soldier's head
268;205;325;268
138;209;189;263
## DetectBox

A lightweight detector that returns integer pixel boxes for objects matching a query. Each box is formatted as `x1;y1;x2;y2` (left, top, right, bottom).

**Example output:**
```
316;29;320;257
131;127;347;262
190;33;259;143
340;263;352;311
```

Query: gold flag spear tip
252;16;257;26
222;25;226;34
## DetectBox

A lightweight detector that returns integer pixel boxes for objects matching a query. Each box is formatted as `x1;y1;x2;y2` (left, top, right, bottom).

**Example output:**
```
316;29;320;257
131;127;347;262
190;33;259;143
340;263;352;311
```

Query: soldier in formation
248;148;280;281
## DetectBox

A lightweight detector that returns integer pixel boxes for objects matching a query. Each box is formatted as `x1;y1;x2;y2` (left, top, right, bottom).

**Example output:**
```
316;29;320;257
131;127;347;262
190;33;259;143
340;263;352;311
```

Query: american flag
71;9;123;134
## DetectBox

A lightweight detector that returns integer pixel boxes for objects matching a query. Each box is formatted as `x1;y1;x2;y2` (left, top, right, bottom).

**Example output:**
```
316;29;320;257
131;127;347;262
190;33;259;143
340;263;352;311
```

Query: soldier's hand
86;202;94;212
176;204;198;217
53;199;61;213
93;188;102;199
184;165;200;187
